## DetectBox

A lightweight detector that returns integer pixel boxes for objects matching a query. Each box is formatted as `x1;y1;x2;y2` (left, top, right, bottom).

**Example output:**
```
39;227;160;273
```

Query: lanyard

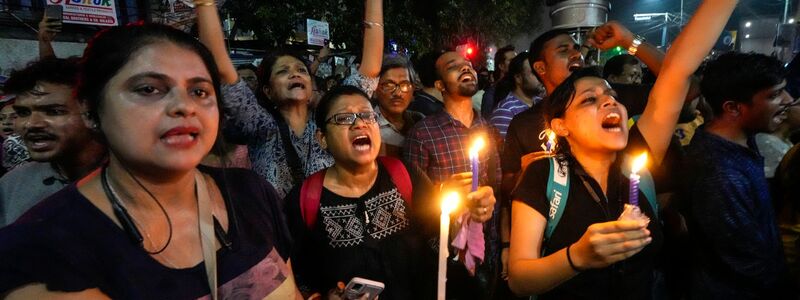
196;171;218;300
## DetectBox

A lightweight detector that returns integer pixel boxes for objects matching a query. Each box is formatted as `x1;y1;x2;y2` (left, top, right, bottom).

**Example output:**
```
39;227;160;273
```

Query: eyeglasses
379;81;413;94
326;112;379;126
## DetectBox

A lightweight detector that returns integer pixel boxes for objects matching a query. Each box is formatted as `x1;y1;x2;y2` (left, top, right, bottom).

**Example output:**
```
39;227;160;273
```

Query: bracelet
193;0;215;7
627;34;645;56
363;21;384;28
566;245;582;272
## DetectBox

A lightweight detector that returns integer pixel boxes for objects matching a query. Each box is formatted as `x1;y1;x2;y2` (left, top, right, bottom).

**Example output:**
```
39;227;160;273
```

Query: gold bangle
363;20;384;28
194;0;215;7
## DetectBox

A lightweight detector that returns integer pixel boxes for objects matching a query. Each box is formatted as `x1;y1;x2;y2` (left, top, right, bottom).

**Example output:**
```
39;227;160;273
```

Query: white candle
438;192;460;300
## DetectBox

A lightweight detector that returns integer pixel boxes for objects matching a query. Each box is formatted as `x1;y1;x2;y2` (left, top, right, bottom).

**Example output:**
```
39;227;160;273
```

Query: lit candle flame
631;152;648;175
441;192;460;215
469;137;486;158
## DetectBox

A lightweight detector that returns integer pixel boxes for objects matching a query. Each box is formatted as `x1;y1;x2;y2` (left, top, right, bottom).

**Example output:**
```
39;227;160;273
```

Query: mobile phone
45;5;63;22
343;277;384;300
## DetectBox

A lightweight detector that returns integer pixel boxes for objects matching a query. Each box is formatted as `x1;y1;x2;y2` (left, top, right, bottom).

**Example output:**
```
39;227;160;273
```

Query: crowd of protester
0;0;798;299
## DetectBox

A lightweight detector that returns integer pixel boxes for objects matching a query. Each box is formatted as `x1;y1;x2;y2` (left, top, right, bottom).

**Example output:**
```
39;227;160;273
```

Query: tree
224;0;544;54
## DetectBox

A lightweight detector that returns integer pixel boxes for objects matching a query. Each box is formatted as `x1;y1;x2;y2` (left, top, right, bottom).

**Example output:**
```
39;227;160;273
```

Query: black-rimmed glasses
326;112;379;125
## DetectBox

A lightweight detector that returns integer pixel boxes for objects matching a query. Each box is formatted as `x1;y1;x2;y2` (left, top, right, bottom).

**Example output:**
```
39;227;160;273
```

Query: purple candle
629;153;648;206
469;138;485;192
629;173;640;206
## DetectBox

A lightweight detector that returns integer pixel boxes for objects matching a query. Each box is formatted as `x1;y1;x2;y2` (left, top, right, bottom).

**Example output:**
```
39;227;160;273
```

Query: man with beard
374;57;424;158
404;51;500;300
0;57;106;226
676;52;792;298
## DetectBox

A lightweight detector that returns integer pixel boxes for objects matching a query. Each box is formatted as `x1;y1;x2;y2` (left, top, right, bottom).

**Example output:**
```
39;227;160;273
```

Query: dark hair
256;49;310;107
529;29;572;64
603;54;639;78
494;45;516;80
380;55;410;79
544;67;605;168
493;52;530;110
76;22;224;149
701;52;786;115
315;85;371;133
413;50;445;87
236;64;258;73
5;57;81;95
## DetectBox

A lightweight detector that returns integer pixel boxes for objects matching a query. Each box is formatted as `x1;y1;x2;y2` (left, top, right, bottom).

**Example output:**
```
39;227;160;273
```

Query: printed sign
47;0;118;26
306;19;330;46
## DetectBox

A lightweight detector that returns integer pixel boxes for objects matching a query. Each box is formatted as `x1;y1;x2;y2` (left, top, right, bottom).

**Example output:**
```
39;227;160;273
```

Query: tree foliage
225;0;544;54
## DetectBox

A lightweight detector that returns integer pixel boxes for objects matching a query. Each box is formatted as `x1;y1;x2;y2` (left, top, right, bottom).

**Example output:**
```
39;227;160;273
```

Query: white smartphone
343;277;384;300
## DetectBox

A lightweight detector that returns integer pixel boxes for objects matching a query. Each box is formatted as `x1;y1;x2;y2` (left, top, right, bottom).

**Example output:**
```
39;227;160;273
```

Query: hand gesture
569;220;651;270
38;14;61;42
587;21;635;51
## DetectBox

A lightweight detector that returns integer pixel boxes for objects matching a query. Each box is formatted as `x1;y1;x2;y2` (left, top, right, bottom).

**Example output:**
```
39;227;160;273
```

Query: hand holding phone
40;5;63;41
343;277;383;300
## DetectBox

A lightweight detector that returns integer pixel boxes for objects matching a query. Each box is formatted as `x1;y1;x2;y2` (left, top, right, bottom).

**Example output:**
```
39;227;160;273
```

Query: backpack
543;155;658;242
299;156;413;230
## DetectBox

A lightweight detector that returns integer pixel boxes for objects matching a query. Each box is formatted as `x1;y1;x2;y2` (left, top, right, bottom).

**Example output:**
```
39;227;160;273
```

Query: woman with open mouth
284;85;428;300
0;24;302;299
507;0;738;299
196;0;384;201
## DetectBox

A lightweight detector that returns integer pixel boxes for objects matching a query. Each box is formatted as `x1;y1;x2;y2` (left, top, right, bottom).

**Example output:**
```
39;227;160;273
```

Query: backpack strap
378;156;413;205
300;169;326;230
300;158;413;231
544;157;569;242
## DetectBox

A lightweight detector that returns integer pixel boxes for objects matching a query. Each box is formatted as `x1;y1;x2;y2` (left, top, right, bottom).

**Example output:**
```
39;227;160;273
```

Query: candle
629;153;648;206
438;192;460;300
469;137;485;192
545;130;556;153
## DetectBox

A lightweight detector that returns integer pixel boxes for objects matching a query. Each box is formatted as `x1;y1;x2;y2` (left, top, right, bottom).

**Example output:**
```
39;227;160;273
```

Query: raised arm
358;0;384;78
37;15;59;59
637;0;738;165
196;2;238;84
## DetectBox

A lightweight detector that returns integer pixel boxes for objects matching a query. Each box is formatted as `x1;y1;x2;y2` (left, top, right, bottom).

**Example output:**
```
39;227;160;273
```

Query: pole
784;0;789;24
680;0;684;26
662;15;668;47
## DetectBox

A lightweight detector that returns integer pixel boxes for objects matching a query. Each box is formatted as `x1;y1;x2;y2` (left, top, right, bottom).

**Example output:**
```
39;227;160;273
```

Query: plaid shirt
403;110;501;188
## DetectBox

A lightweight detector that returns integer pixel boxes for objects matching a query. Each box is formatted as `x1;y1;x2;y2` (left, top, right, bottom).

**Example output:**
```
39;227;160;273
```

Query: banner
47;0;118;26
306;19;329;46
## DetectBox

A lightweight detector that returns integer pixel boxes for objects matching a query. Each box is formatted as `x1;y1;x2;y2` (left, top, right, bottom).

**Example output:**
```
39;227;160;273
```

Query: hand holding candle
438;192;460;300
469;137;486;192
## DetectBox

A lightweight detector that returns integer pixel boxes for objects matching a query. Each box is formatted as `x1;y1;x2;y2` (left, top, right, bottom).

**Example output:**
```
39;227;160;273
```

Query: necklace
101;167;174;255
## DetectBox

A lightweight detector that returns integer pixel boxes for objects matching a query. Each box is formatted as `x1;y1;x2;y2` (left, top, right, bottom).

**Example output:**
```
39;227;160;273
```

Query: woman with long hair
508;0;738;299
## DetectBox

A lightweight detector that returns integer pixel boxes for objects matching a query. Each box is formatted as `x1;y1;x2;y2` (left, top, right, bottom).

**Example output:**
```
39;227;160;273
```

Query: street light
745;34;751;39
745;21;752;28
633;13;671;47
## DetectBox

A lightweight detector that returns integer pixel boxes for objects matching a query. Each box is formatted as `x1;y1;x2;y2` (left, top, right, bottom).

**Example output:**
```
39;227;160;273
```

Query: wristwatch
627;35;645;55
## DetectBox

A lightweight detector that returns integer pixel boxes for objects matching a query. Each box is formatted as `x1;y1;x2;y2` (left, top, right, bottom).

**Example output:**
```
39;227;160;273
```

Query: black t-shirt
0;166;293;299
511;125;664;300
286;163;429;300
502;84;653;175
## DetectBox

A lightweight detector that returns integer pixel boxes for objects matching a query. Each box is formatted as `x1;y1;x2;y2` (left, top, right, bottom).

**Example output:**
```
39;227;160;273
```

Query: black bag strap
268;107;305;185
